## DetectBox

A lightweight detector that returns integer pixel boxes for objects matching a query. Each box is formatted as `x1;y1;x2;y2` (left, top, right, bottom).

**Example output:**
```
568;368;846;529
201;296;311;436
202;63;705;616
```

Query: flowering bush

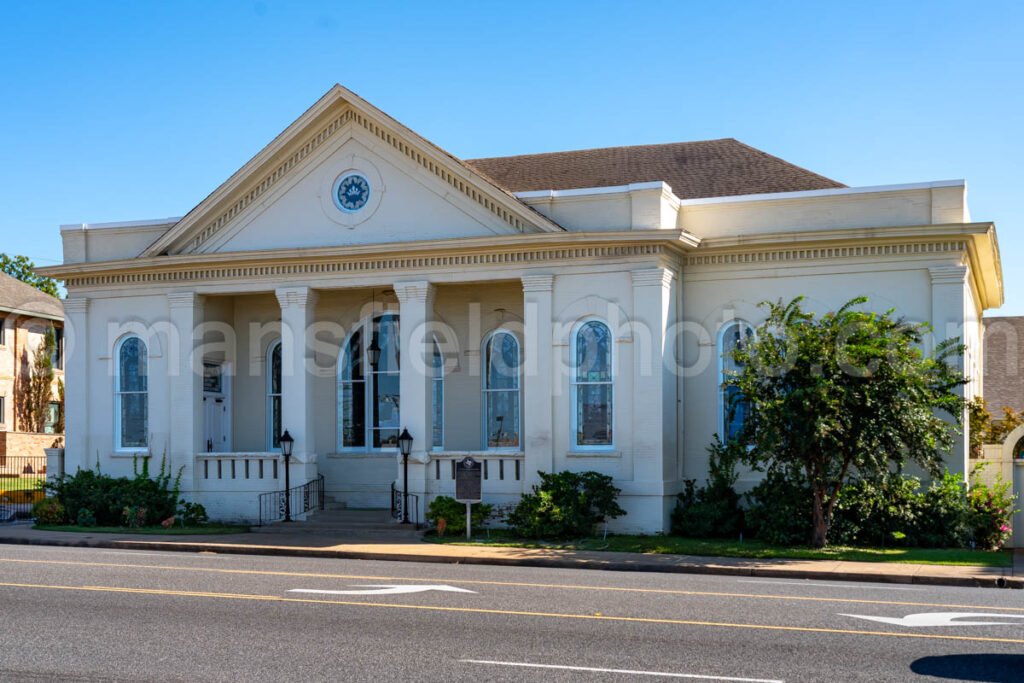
968;475;1017;550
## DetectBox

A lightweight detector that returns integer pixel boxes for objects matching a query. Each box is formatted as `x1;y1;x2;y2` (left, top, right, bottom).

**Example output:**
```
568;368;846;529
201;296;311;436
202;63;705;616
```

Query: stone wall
0;432;59;475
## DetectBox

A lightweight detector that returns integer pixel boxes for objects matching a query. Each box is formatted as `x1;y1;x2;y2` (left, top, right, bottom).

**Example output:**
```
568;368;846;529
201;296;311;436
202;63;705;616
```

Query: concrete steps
254;508;424;540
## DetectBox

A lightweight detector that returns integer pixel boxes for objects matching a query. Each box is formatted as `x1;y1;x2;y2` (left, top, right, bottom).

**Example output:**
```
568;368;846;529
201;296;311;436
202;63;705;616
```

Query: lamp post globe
280;430;294;522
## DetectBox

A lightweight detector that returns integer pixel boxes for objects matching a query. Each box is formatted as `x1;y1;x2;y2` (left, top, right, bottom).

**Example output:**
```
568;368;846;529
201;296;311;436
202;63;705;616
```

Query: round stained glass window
333;173;371;212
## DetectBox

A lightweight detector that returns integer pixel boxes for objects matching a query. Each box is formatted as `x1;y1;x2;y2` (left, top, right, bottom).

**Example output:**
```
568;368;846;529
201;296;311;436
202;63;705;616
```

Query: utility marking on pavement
460;659;784;682
288;585;476;596
737;580;925;592
1;581;1024;645
842;612;1024;628
0;557;1020;613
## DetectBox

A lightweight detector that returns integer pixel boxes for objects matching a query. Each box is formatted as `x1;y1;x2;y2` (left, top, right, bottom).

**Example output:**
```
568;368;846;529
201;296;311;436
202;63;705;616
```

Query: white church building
42;85;1003;530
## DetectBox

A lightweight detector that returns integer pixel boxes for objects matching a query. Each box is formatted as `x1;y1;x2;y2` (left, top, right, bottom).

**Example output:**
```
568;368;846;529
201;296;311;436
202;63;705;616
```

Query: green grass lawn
0;476;45;493
426;534;1013;568
33;524;249;535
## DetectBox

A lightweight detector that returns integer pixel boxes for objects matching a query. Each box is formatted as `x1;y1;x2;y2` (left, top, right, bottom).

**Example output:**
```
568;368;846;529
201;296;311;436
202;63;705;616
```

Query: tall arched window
483;330;520;449
719;321;754;442
572;319;613;448
431;339;444;451
338;314;401;449
267;340;282;450
115;336;148;450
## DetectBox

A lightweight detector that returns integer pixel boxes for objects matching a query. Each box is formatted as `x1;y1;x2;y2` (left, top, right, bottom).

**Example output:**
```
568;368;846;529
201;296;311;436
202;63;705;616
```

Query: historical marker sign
455;457;483;503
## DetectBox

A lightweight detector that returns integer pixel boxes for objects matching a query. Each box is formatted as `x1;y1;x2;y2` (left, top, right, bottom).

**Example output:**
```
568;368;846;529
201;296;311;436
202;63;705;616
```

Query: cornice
62;297;88;314
684;240;968;267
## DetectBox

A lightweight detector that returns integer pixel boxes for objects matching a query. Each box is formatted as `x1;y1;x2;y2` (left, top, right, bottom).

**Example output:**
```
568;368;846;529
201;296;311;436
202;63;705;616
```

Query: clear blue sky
1;1;1021;314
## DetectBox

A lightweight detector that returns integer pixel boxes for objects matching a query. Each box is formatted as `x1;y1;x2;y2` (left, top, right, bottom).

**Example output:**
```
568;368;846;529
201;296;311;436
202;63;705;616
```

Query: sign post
455;456;483;540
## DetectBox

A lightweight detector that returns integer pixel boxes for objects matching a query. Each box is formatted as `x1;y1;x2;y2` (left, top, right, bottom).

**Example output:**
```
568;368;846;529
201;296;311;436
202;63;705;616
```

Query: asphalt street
0;544;1021;682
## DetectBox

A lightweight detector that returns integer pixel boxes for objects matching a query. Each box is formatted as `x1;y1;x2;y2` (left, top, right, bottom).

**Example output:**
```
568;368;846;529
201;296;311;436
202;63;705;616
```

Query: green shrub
178;500;209;527
47;455;183;527
76;508;97;527
832;476;924;547
671;437;744;538
914;472;971;548
426;496;492;536
744;466;814;545
508;470;626;539
32;498;66;525
968;475;1017;550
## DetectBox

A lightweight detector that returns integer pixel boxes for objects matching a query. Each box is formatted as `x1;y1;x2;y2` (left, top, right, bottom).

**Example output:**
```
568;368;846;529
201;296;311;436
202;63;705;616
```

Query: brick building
0;272;64;468
983;316;1024;416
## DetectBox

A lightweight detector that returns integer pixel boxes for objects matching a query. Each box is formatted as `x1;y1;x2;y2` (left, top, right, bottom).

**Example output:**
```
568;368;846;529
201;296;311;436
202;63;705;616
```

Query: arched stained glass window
116;336;148;450
720;321;754;442
483;330;520;449
572;319;613;448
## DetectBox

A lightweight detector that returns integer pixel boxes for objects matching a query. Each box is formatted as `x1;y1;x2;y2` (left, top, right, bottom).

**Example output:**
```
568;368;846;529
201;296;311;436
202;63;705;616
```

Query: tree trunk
810;487;828;548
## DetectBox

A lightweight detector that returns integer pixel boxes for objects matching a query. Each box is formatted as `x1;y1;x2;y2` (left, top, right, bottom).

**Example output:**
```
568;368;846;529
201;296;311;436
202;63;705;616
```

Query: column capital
167;291;201;310
275;286;318;309
393;280;434;305
929;265;968;285
631;267;674;289
521;274;555;293
63;296;89;315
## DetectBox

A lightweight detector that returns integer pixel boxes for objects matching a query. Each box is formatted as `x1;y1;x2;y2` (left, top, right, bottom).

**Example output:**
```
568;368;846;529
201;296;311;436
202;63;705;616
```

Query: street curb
1;534;1020;590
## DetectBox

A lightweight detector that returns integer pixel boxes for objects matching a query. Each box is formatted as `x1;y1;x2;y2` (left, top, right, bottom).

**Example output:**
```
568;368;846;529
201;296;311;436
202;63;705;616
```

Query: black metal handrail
258;474;325;526
390;482;420;528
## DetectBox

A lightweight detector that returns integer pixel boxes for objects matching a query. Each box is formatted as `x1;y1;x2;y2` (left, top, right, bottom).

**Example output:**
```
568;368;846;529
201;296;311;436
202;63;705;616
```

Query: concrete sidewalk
0;522;1020;589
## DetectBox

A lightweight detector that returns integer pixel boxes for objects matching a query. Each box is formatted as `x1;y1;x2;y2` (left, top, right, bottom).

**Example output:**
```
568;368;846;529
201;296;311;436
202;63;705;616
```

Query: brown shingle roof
465;138;845;200
0;272;63;320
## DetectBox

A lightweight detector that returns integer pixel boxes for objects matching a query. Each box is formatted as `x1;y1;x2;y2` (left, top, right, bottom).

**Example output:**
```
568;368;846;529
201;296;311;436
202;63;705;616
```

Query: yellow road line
0;556;1019;613
1;580;1022;645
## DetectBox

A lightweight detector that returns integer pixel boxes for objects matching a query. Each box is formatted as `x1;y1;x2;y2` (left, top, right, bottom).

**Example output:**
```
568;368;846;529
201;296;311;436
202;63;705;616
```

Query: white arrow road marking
460;660;784;682
842;612;1024;627
288;584;477;596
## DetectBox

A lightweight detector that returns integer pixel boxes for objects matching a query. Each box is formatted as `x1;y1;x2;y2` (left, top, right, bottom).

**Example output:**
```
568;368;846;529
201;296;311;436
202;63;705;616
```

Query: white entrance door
202;362;231;453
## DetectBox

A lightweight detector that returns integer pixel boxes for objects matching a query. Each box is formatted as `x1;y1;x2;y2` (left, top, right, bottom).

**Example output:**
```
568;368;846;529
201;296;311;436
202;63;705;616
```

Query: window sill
111;451;151;459
327;451;397;459
566;449;620;458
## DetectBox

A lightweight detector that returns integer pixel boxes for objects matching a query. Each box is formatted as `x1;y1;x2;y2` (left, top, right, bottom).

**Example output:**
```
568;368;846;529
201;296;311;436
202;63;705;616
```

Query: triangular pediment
143;86;562;257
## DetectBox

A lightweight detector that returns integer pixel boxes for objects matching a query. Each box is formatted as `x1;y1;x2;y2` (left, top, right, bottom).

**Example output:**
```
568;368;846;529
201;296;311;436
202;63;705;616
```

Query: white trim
431;337;444;452
515;181;669;200
114;334;148;452
481;328;522;451
570;317;615;451
266;339;282;451
60;218;181;232
678;179;965;207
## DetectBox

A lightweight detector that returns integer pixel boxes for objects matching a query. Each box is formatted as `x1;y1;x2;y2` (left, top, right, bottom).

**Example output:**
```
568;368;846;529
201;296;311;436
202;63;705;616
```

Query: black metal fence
257;474;325;526
390;482;420;528
0;454;47;521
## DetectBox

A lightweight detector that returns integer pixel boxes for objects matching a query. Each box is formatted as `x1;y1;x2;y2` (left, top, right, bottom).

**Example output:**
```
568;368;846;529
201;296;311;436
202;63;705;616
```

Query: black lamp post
280;430;294;522
398;428;413;524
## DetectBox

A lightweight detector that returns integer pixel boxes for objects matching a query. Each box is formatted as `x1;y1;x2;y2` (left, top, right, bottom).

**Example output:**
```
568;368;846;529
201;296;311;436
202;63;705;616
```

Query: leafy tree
727;296;965;548
0;253;59;298
18;327;57;433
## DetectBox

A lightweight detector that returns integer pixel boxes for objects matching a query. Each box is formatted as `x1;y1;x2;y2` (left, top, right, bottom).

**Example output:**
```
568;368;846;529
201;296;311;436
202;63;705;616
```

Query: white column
276;286;318;477
168;292;203;490
62;296;89;473
395;281;434;459
930;265;970;478
522;274;554;486
394;281;434;514
631;268;674;487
